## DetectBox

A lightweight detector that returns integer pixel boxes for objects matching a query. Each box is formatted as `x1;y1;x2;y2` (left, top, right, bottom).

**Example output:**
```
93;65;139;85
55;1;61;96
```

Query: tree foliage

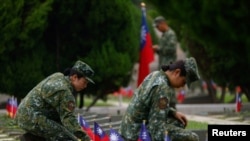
0;0;143;103
0;0;53;96
147;0;250;101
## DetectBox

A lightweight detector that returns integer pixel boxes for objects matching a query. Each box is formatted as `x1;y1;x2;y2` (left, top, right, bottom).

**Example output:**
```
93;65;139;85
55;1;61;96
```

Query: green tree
0;0;53;98
44;0;142;108
147;0;250;102
0;0;145;108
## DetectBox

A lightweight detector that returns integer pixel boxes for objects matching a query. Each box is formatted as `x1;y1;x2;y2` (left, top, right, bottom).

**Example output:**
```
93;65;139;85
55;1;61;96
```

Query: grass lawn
219;93;248;103
76;95;113;107
186;121;208;130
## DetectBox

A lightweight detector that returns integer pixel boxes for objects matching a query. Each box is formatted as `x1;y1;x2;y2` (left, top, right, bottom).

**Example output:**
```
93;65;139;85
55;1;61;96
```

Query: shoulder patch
67;101;75;111
158;97;168;109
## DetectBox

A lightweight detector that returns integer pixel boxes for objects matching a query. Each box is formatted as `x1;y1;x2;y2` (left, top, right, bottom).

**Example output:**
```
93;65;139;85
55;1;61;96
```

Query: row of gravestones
0;111;207;141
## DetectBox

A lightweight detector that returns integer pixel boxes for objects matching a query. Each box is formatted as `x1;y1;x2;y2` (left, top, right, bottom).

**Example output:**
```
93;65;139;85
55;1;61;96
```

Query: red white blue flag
94;122;109;141
164;131;171;141
235;86;242;112
6;96;18;118
78;114;94;140
137;121;151;141
236;93;242;112
6;98;12;116
109;127;124;141
137;3;154;86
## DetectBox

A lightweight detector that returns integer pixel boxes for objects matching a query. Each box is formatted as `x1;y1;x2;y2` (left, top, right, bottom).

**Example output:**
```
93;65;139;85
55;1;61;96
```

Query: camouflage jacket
157;28;177;67
15;73;87;139
119;70;177;140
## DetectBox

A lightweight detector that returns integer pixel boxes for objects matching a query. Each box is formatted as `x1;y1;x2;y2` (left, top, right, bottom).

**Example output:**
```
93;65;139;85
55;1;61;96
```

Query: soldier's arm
148;85;173;122
44;90;91;141
146;85;174;139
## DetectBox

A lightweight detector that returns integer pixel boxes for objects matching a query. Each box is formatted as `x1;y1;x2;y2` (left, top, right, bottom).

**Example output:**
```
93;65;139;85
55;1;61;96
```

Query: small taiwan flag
94;122;109;141
164;131;171;141
137;120;151;141
78;114;94;140
6;97;18;118
235;93;242;112
109;127;124;141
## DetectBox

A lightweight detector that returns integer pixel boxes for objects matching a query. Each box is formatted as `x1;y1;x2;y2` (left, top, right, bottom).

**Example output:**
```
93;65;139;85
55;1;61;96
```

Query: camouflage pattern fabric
157;27;177;68
157;27;178;108
119;70;199;141
72;60;95;84
184;57;200;88
15;73;90;141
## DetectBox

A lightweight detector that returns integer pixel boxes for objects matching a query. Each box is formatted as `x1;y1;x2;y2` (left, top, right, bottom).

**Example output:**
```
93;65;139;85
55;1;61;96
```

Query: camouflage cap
72;60;95;84
184;57;200;88
153;16;165;27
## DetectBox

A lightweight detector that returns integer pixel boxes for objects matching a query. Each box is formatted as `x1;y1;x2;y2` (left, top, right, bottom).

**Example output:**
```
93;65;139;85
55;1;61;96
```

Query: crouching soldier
119;57;200;141
15;60;94;141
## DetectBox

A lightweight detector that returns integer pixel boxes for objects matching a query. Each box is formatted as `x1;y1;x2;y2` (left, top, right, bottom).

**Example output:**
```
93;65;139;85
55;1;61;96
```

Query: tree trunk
206;80;217;103
79;93;84;108
86;95;100;111
219;86;226;102
242;86;250;102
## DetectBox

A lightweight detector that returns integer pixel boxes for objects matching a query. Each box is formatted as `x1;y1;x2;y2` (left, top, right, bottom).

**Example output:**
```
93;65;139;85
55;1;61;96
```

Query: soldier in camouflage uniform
15;60;94;141
119;57;200;141
153;16;178;109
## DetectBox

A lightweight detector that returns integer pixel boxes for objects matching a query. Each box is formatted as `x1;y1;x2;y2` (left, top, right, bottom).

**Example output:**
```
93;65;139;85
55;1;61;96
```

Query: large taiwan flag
137;3;154;86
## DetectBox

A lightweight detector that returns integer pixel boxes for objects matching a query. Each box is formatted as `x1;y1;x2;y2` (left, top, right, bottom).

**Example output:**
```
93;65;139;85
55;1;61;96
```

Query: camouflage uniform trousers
166;120;199;141
17;116;80;141
121;119;199;141
150;118;199;141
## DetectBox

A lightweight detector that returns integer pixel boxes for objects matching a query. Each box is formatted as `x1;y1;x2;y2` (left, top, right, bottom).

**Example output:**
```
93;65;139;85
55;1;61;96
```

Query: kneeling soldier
15;60;94;141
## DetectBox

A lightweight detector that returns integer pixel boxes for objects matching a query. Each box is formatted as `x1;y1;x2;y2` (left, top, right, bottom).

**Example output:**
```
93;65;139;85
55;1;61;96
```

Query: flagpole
77;113;80;123
93;120;95;141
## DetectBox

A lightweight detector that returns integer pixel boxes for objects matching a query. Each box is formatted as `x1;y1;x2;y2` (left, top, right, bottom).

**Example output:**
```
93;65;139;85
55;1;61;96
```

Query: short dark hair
161;60;187;76
63;68;84;78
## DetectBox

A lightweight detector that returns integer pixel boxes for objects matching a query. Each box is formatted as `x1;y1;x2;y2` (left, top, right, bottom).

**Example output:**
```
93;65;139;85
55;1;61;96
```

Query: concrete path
86;102;250;125
186;114;247;125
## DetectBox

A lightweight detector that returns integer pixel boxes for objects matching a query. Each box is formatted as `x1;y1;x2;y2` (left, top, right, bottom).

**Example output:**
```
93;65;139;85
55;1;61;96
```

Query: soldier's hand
152;45;159;51
174;111;187;128
77;139;92;141
74;131;91;141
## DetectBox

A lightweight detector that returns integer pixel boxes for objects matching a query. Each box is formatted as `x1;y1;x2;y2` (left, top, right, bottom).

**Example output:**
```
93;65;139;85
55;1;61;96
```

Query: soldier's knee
190;132;199;141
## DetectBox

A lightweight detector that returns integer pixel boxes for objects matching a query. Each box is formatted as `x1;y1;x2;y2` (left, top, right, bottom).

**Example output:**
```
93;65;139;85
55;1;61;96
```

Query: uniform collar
160;70;171;86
